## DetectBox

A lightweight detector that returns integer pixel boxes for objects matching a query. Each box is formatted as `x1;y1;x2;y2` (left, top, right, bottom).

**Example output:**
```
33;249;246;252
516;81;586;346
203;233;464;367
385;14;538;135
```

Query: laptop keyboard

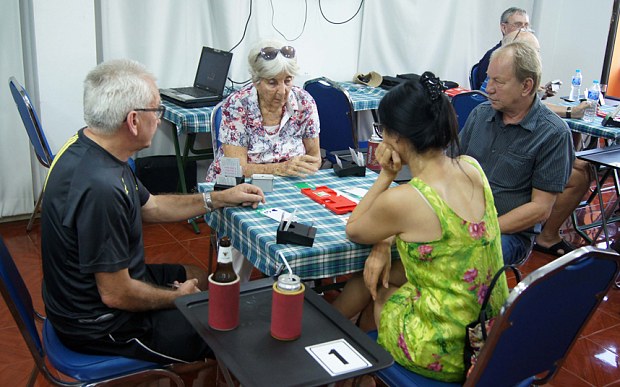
175;87;215;98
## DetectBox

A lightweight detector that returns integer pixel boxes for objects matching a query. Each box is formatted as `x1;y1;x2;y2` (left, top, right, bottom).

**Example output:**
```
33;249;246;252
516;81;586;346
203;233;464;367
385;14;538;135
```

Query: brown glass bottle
212;236;237;283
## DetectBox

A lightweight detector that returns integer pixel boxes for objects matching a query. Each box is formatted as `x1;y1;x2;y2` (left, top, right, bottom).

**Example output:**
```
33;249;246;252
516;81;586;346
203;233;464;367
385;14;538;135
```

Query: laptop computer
160;46;233;108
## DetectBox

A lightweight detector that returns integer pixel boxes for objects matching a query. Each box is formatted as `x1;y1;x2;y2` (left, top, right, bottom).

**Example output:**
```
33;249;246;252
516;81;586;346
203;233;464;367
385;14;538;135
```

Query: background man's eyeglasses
135;105;166;119
372;122;385;138
256;46;296;62
503;21;530;30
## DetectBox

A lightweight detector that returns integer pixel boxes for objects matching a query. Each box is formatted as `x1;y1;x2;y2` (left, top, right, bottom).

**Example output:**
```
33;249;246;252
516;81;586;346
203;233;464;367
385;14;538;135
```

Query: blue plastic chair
370;246;620;387
450;91;488;132
469;63;481;90
303;77;358;164
210;101;224;152
9;77;55;232
0;236;186;386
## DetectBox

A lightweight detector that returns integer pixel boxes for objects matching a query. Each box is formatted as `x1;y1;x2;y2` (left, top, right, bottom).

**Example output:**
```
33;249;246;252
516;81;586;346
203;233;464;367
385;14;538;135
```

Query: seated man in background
42;59;265;364
472;6;529;90
461;41;579;264
480;28;590;120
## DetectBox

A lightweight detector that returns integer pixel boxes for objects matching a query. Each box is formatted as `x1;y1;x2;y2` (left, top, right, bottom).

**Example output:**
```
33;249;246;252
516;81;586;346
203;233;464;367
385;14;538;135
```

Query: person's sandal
533;239;575;257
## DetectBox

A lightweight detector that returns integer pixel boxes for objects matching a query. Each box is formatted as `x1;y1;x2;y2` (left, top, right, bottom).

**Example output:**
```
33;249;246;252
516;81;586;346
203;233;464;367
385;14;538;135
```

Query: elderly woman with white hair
206;39;321;282
205;39;321;182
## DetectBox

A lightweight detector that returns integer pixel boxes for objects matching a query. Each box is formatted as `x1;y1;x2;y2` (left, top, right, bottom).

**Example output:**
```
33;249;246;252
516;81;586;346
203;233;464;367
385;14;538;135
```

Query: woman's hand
277;155;320;177
376;142;402;179
363;240;393;300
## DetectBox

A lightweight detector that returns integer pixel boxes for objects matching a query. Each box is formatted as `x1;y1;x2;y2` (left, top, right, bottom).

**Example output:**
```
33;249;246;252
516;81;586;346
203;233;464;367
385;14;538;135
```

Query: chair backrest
0;236;46;372
9;77;54;168
469;63;480;90
466;246;620;387
210;101;224;152
451;91;488;132
303;77;357;162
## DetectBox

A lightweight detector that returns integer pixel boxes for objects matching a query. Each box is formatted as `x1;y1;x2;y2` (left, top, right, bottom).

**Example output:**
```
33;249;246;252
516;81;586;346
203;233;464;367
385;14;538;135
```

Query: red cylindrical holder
271;279;305;341
208;274;240;331
366;134;382;171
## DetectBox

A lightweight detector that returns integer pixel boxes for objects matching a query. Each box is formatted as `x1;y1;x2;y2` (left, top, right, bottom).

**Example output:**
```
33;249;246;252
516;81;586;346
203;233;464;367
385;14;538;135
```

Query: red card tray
300;186;357;215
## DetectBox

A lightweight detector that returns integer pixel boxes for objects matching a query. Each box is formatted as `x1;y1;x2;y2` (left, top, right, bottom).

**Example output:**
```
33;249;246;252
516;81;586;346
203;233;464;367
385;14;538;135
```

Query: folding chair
451;91;488;131
371;246;620;386
303;77;358;164
9;77;54;232
0;235;186;386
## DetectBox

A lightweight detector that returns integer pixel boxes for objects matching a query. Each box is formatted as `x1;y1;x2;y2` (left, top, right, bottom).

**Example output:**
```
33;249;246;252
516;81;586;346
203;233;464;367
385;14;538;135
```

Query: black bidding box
333;161;366;177
213;176;246;191
276;221;316;247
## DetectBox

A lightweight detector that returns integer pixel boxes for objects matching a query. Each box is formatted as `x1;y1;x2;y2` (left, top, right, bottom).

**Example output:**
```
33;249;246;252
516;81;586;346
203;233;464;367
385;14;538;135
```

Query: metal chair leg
27;188;44;232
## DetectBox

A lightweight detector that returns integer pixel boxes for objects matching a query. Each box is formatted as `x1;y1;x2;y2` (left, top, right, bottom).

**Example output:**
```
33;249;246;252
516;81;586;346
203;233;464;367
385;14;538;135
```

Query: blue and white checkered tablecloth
199;169;398;280
162;100;215;135
338;81;387;112
563;104;620;140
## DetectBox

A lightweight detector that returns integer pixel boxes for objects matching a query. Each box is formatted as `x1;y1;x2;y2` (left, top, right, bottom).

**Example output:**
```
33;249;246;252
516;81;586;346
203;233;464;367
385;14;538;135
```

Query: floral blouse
377;155;508;382
205;84;320;181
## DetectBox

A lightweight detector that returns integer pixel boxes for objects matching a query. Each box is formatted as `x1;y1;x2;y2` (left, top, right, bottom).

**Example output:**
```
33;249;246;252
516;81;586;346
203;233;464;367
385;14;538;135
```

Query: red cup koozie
271;280;305;341
208;274;240;331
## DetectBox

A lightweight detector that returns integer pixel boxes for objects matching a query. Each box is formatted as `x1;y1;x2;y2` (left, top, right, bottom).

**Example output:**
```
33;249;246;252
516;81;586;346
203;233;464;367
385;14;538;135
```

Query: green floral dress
377;156;508;382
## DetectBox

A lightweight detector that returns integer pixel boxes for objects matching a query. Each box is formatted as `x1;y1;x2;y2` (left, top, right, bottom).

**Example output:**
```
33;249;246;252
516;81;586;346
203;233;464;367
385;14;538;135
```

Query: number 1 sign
305;339;372;376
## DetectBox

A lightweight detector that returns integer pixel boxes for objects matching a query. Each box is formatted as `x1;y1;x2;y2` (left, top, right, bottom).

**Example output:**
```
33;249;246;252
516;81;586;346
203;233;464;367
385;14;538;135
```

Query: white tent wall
1;0;34;218
0;0;615;218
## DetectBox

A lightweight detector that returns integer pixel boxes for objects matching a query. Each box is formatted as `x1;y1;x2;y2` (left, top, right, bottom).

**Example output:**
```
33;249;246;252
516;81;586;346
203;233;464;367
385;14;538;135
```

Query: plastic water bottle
569;70;582;101
583;80;601;122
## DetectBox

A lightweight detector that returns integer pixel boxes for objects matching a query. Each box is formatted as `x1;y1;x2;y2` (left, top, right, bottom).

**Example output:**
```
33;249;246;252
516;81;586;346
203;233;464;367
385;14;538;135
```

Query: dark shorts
59;263;211;364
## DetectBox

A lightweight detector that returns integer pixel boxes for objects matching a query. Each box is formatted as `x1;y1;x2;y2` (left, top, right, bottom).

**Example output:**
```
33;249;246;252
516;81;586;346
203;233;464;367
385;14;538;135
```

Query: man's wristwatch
202;192;214;212
566;106;572;119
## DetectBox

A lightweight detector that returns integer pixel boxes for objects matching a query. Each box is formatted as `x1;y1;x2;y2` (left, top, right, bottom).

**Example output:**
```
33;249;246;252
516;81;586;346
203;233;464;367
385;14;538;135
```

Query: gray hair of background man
491;41;542;96
500;6;528;23
247;39;300;83
83;59;156;135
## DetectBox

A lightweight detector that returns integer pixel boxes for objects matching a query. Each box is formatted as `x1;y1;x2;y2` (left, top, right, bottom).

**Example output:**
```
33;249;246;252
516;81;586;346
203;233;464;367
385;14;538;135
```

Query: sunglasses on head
256;46;296;62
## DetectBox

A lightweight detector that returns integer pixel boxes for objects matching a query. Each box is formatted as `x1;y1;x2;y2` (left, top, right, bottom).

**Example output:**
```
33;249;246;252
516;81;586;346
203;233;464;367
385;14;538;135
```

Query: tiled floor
1;205;619;385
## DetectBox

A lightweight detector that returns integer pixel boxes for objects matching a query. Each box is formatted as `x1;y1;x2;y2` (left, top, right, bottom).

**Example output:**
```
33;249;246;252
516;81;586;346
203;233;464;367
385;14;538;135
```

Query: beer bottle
212;236;237;283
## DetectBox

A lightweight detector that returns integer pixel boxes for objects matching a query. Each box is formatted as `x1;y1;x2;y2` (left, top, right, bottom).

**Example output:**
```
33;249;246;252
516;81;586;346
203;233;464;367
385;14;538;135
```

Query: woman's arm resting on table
223;139;321;178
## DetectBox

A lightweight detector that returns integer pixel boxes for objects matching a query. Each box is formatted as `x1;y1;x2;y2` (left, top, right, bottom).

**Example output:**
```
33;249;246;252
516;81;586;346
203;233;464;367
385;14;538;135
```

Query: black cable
227;0;253;88
228;0;253;52
318;0;364;25
270;0;308;41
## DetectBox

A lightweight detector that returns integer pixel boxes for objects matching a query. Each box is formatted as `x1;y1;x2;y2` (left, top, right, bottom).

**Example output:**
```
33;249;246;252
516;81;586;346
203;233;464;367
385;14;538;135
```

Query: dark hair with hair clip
377;71;459;156
420;71;447;101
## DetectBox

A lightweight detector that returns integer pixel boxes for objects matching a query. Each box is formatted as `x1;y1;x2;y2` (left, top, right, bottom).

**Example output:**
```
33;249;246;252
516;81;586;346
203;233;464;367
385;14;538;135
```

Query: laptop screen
194;47;233;95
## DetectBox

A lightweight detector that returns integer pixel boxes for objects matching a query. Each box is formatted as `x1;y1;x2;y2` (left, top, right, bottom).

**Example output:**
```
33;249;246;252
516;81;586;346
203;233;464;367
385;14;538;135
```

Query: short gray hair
83;59;156;134
501;7;527;23
247;39;299;83
492;41;542;96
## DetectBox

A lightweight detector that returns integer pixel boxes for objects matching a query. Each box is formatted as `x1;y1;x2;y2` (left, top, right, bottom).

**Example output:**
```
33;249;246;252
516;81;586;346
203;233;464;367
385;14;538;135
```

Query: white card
334;154;343;168
305;339;372;376
261;208;297;222
220;157;242;177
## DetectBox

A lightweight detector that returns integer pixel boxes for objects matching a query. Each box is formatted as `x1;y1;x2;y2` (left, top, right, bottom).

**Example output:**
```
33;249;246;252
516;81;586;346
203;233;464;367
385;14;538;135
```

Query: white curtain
0;0;35;218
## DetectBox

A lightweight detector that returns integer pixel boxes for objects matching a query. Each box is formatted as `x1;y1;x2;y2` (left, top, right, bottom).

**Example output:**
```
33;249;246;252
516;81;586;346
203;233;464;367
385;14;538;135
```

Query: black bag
463;265;521;378
135;155;197;194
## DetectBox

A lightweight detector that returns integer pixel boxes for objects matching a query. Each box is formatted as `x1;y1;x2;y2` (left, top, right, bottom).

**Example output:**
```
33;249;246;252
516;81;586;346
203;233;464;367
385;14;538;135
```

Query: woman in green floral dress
335;73;509;383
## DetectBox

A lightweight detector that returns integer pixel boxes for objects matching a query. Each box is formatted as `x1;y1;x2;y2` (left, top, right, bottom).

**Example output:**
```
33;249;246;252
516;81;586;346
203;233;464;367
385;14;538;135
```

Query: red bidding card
301;186;357;215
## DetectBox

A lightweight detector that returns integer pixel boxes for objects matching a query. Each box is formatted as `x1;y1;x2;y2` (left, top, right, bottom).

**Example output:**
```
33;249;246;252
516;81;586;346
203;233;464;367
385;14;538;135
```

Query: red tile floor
1;199;619;386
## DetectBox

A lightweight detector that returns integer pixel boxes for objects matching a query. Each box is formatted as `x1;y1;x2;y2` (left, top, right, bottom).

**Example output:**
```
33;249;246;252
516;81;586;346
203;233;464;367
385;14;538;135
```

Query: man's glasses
135;105;166;119
503;21;530;30
256;46;296;62
372;122;385;138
